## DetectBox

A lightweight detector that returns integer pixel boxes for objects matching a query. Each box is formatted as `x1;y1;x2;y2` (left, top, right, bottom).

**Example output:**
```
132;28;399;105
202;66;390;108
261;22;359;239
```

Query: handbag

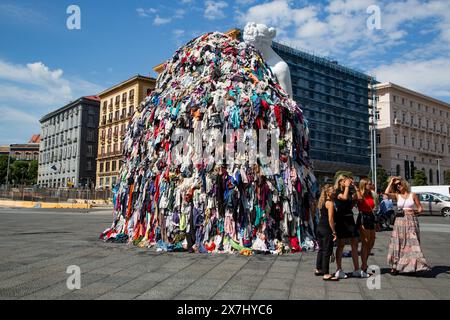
393;197;406;224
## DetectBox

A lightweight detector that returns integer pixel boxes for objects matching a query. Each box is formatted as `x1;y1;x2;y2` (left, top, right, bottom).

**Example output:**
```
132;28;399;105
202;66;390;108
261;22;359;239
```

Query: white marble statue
243;22;293;98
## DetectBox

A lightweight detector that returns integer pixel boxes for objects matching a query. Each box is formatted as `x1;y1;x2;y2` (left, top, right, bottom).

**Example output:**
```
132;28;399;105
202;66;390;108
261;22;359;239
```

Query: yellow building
96;75;156;189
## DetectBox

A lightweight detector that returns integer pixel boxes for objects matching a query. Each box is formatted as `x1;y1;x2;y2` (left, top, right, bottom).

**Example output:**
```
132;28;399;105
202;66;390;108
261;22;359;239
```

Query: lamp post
5;146;11;190
436;158;442;185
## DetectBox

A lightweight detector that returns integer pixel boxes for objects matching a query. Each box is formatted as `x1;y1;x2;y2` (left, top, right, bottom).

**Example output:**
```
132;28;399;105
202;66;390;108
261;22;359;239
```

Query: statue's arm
277;61;293;98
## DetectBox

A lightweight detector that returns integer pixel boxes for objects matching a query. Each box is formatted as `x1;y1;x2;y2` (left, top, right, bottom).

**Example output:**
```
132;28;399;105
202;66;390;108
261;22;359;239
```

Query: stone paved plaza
0;207;449;300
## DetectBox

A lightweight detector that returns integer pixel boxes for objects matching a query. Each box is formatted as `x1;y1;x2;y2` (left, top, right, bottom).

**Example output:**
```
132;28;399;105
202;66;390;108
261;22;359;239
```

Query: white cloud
136;8;157;18
175;8;186;19
153;15;172;26
0;59;103;144
204;1;229;20
0;106;39;124
373;57;450;99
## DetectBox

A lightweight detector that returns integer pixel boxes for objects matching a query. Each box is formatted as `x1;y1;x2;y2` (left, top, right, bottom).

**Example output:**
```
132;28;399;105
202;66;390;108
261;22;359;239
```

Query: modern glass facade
272;42;373;179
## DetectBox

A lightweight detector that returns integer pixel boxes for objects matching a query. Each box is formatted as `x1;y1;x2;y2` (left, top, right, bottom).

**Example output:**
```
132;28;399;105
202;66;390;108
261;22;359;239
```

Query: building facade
375;82;450;185
272;42;373;181
96;75;156;189
0;135;40;161
38;96;100;188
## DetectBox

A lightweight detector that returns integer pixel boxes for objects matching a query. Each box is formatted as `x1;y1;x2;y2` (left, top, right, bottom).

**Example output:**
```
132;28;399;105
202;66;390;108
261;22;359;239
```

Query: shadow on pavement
380;266;450;278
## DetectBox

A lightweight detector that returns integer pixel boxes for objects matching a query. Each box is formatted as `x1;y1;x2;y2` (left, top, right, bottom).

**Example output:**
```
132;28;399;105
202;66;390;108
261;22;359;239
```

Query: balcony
393;118;402;125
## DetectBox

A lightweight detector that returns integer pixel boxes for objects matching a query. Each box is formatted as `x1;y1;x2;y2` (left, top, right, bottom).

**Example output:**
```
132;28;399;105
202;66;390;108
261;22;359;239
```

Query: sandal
390;269;399;276
314;269;323;276
323;275;339;281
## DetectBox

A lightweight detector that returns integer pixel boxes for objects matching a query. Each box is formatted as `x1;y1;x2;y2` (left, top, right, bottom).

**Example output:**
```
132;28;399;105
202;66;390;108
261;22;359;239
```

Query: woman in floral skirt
385;176;431;275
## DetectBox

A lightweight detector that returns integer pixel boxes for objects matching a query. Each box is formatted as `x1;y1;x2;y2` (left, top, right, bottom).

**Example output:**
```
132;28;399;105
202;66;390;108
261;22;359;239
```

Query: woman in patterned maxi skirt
385;176;431;275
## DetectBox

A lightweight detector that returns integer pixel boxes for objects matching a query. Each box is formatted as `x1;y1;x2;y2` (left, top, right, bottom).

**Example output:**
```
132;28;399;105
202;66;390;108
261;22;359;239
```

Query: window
86;161;92;171
115;95;120;105
99;162;104;173
106;161;110;172
396;164;401;176
403;136;406;145
129;106;134;115
112;160;117;172
129;89;135;100
429;169;433;184
376;134;380;144
375;111;380;120
412;137;415;147
87;145;93;156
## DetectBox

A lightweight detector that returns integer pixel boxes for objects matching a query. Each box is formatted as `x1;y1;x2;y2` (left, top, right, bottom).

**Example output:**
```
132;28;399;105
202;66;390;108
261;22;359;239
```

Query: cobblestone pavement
0;207;449;300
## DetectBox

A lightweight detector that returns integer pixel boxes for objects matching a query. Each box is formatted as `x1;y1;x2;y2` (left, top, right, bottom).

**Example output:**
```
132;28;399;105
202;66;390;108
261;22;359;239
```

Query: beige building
375;82;450;184
96;75;156;189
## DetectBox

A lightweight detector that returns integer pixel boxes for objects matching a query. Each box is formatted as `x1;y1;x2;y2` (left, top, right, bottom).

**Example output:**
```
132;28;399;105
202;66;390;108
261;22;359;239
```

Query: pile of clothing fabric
100;32;319;255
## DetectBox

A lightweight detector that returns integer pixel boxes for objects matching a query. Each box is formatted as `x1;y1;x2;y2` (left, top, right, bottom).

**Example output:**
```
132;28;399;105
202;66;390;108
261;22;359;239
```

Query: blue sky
1;0;450;145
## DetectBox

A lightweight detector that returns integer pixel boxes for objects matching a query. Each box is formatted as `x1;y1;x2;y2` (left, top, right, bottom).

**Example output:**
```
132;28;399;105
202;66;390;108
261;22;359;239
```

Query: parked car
412;185;450;197
416;192;450;217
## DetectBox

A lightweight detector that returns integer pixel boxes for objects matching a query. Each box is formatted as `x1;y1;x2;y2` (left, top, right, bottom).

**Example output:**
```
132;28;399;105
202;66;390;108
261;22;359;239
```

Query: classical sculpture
243;22;293;98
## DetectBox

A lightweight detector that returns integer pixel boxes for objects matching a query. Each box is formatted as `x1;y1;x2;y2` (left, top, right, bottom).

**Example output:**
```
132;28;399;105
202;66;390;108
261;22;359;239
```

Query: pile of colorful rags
100;32;319;255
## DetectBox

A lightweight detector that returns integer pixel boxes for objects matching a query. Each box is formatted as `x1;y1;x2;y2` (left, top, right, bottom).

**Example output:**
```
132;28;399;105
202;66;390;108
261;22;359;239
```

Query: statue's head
243;22;276;48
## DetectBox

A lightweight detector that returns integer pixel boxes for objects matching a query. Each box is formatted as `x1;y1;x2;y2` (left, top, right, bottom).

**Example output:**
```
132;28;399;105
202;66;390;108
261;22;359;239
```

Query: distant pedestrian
314;184;339;281
378;193;394;230
333;175;360;279
355;178;376;278
385;176;431;275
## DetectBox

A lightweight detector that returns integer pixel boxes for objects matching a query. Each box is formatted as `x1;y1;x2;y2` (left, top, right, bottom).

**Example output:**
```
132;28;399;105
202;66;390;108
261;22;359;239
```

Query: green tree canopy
368;166;389;192
444;170;450;185
412;169;427;186
0;154;15;184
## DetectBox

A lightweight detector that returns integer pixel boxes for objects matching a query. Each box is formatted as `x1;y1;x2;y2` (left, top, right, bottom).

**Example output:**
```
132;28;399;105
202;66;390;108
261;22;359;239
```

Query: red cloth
289;236;302;253
358;194;375;213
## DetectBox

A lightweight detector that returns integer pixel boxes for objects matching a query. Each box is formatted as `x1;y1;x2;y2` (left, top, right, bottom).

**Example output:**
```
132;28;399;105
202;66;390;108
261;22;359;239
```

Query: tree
27;160;38;185
370;166;389;192
0;154;14;184
412;169;427;186
11;161;30;185
334;170;353;181
445;170;450;185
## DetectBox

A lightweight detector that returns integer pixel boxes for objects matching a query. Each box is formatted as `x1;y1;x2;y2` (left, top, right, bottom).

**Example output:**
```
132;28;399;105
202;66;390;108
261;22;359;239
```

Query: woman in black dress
334;175;361;278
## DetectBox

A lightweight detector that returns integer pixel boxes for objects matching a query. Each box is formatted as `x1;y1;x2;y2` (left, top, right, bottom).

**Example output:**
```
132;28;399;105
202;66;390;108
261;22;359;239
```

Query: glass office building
272;42;374;181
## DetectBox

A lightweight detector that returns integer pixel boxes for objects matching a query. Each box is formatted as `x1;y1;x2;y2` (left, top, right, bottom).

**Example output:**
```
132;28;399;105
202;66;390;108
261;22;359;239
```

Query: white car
416;192;450;217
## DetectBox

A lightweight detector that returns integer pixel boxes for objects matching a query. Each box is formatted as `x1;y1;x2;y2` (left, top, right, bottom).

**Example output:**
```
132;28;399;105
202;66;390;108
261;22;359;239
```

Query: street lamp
5;146;11;190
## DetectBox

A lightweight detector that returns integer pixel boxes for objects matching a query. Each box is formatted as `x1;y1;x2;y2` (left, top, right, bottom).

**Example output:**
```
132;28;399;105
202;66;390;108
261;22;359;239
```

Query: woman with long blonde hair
355;178;376;278
385;176;431;275
314;184;339;281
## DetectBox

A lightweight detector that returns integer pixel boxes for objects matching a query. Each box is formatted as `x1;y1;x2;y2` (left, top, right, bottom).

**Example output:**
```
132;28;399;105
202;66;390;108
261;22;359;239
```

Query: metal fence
0;186;113;203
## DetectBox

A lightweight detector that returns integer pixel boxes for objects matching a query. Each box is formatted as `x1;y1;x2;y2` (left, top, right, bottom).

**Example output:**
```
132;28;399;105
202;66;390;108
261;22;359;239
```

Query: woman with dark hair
314;184;339;281
385;176;431;275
